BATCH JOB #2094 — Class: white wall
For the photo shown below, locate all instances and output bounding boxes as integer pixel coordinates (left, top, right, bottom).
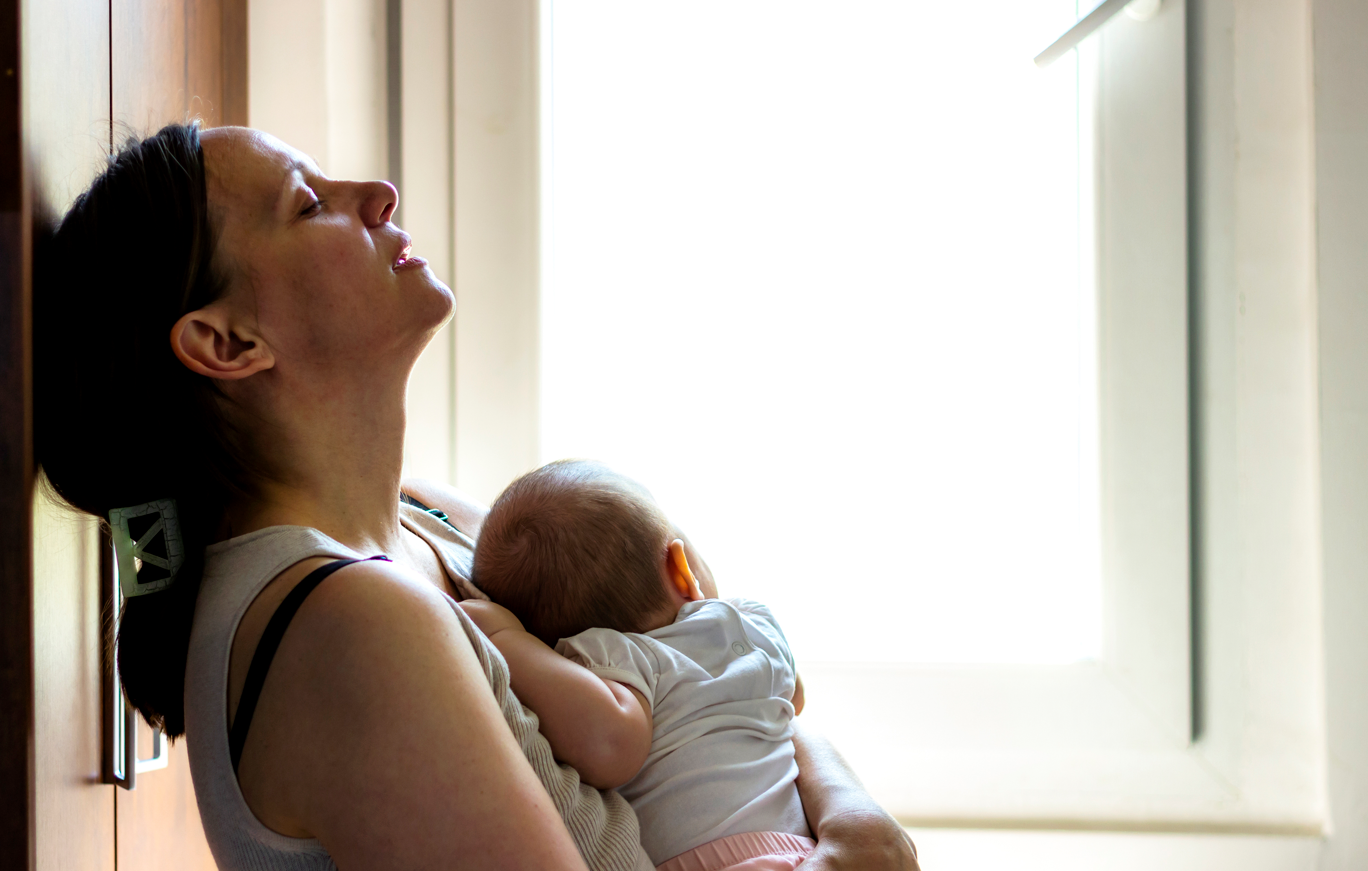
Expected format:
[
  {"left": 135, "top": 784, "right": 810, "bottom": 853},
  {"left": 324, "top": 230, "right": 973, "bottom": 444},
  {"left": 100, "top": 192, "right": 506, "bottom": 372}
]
[
  {"left": 248, "top": 0, "right": 387, "bottom": 180},
  {"left": 248, "top": 0, "right": 455, "bottom": 483},
  {"left": 1310, "top": 1, "right": 1368, "bottom": 867},
  {"left": 400, "top": 0, "right": 456, "bottom": 484},
  {"left": 452, "top": 0, "right": 541, "bottom": 504}
]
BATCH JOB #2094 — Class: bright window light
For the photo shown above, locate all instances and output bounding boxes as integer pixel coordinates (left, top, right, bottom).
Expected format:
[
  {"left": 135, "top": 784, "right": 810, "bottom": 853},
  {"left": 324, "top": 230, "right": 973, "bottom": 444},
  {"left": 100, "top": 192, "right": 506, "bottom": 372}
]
[{"left": 540, "top": 1, "right": 1101, "bottom": 664}]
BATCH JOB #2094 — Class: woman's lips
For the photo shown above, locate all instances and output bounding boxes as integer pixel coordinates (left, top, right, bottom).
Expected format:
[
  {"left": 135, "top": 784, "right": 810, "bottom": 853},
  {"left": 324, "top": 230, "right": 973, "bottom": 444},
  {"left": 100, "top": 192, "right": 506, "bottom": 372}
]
[{"left": 393, "top": 242, "right": 427, "bottom": 271}]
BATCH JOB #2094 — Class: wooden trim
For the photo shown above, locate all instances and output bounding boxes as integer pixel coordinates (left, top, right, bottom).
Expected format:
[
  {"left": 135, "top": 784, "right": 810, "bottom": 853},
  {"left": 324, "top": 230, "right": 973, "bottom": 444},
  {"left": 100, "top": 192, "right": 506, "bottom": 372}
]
[
  {"left": 220, "top": 0, "right": 247, "bottom": 125},
  {"left": 0, "top": 214, "right": 35, "bottom": 870},
  {"left": 0, "top": 0, "right": 35, "bottom": 866}
]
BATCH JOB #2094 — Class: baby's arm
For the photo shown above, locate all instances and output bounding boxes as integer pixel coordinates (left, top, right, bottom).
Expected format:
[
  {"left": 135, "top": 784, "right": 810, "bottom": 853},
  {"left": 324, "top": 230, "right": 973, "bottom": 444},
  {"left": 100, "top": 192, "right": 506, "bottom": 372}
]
[{"left": 458, "top": 600, "right": 653, "bottom": 790}]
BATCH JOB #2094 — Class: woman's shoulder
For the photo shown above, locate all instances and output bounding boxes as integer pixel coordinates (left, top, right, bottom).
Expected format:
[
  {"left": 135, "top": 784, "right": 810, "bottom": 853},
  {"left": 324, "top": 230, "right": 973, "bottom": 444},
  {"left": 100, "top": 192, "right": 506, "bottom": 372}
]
[
  {"left": 227, "top": 556, "right": 490, "bottom": 718},
  {"left": 267, "top": 557, "right": 491, "bottom": 684},
  {"left": 221, "top": 556, "right": 489, "bottom": 760},
  {"left": 256, "top": 557, "right": 491, "bottom": 712}
]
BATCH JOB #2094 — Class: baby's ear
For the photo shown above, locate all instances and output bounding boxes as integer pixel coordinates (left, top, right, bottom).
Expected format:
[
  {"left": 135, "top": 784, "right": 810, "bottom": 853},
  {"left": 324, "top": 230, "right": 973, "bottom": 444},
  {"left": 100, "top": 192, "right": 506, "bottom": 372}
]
[{"left": 667, "top": 539, "right": 704, "bottom": 602}]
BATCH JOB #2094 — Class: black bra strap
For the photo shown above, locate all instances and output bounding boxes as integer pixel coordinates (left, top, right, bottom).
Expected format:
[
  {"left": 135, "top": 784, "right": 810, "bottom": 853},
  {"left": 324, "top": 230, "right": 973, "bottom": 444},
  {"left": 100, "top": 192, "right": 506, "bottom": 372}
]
[{"left": 229, "top": 555, "right": 390, "bottom": 773}]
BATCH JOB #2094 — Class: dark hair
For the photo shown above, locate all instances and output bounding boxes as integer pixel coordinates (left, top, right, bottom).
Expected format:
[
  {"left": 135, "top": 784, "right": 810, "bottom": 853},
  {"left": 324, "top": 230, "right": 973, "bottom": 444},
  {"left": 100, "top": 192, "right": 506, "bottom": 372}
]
[
  {"left": 33, "top": 123, "right": 252, "bottom": 737},
  {"left": 472, "top": 460, "right": 674, "bottom": 645}
]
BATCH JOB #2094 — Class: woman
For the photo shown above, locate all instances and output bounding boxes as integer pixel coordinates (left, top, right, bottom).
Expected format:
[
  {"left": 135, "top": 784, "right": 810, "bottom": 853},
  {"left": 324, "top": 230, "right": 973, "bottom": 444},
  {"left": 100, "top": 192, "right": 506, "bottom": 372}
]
[{"left": 34, "top": 123, "right": 918, "bottom": 871}]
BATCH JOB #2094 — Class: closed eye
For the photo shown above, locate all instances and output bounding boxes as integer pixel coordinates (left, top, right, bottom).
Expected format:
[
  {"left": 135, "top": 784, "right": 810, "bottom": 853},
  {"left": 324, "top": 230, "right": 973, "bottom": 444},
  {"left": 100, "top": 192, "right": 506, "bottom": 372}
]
[{"left": 300, "top": 198, "right": 323, "bottom": 217}]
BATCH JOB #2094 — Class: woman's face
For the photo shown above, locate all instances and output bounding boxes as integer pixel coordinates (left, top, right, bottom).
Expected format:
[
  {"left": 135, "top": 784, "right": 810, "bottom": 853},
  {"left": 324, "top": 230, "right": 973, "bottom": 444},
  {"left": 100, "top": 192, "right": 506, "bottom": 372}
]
[{"left": 200, "top": 127, "right": 452, "bottom": 381}]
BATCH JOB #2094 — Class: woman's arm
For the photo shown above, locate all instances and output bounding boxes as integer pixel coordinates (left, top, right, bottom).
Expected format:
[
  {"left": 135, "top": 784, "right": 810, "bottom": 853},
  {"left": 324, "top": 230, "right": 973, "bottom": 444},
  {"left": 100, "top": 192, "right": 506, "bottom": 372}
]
[
  {"left": 401, "top": 477, "right": 489, "bottom": 538},
  {"left": 792, "top": 721, "right": 920, "bottom": 871},
  {"left": 234, "top": 560, "right": 590, "bottom": 871}
]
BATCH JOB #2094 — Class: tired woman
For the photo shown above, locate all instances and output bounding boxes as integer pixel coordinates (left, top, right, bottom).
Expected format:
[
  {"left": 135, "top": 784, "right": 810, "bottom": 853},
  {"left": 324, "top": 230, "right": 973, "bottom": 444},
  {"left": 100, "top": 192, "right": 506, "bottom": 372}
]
[{"left": 33, "top": 123, "right": 918, "bottom": 871}]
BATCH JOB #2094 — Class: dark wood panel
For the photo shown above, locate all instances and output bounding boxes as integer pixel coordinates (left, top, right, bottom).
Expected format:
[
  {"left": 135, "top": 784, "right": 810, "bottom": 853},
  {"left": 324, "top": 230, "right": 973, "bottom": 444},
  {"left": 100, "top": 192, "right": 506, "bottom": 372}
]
[
  {"left": 1, "top": 0, "right": 33, "bottom": 862},
  {"left": 112, "top": 0, "right": 189, "bottom": 134},
  {"left": 21, "top": 1, "right": 249, "bottom": 869},
  {"left": 11, "top": 0, "right": 247, "bottom": 865},
  {"left": 0, "top": 0, "right": 18, "bottom": 211},
  {"left": 184, "top": 0, "right": 221, "bottom": 124},
  {"left": 23, "top": 0, "right": 111, "bottom": 212},
  {"left": 117, "top": 736, "right": 218, "bottom": 871},
  {"left": 109, "top": 5, "right": 245, "bottom": 865},
  {"left": 22, "top": 0, "right": 117, "bottom": 868},
  {"left": 0, "top": 219, "right": 36, "bottom": 870},
  {"left": 0, "top": 216, "right": 36, "bottom": 871},
  {"left": 220, "top": 0, "right": 247, "bottom": 125},
  {"left": 113, "top": 0, "right": 244, "bottom": 133},
  {"left": 32, "top": 494, "right": 114, "bottom": 871}
]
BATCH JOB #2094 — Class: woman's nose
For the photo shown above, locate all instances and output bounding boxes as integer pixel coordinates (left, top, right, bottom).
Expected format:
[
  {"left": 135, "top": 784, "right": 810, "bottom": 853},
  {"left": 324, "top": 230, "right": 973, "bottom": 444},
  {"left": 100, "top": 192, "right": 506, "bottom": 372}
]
[{"left": 359, "top": 179, "right": 399, "bottom": 227}]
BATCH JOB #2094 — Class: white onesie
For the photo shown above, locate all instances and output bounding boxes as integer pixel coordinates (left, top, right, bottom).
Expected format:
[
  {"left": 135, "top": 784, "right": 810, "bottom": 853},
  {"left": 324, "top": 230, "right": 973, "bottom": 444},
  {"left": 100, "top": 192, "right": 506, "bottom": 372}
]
[{"left": 556, "top": 598, "right": 809, "bottom": 865}]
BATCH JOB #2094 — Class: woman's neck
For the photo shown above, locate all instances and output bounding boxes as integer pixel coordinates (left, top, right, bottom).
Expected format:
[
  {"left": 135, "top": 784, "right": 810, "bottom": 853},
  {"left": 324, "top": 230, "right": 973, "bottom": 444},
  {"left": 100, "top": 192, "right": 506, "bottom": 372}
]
[{"left": 224, "top": 370, "right": 412, "bottom": 556}]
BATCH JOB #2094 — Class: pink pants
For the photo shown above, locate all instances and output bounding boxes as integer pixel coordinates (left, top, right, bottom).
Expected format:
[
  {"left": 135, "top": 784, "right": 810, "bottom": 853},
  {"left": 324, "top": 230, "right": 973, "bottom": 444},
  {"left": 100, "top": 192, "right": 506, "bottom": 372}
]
[{"left": 655, "top": 831, "right": 816, "bottom": 871}]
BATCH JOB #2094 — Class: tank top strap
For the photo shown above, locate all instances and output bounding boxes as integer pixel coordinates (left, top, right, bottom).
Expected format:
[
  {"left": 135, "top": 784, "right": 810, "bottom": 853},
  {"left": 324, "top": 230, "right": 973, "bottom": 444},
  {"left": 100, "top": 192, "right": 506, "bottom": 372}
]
[{"left": 228, "top": 555, "right": 391, "bottom": 773}]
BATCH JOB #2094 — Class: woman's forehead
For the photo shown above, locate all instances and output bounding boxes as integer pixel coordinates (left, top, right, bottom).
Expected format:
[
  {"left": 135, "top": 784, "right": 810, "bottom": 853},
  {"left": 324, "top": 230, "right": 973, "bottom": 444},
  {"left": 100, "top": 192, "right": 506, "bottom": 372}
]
[{"left": 202, "top": 127, "right": 320, "bottom": 218}]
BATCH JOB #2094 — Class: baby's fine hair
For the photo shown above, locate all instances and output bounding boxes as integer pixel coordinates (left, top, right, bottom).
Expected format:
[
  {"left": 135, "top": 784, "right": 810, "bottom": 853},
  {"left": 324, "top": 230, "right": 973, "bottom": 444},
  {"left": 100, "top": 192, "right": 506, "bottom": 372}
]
[{"left": 472, "top": 460, "right": 675, "bottom": 645}]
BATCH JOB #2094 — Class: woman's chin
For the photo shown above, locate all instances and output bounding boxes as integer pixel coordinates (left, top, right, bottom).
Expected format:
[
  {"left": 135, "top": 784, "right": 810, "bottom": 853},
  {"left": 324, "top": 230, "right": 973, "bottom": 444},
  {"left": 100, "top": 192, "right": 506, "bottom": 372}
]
[
  {"left": 415, "top": 278, "right": 456, "bottom": 337},
  {"left": 429, "top": 278, "right": 456, "bottom": 327},
  {"left": 403, "top": 267, "right": 455, "bottom": 323}
]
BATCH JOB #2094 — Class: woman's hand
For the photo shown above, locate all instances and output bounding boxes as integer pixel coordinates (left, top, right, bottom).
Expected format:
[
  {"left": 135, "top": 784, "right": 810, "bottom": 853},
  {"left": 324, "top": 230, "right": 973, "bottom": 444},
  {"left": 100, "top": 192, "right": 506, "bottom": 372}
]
[
  {"left": 792, "top": 722, "right": 919, "bottom": 871},
  {"left": 801, "top": 810, "right": 919, "bottom": 871}
]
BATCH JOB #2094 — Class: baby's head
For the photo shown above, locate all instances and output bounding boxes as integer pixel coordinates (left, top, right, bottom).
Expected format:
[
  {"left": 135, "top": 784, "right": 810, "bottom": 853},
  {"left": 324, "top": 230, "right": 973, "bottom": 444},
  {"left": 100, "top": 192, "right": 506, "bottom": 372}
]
[{"left": 473, "top": 460, "right": 708, "bottom": 645}]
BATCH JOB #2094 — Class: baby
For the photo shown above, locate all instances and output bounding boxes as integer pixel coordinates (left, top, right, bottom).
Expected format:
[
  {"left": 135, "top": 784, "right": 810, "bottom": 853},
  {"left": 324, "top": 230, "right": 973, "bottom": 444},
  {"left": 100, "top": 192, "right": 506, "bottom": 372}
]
[{"left": 459, "top": 459, "right": 813, "bottom": 871}]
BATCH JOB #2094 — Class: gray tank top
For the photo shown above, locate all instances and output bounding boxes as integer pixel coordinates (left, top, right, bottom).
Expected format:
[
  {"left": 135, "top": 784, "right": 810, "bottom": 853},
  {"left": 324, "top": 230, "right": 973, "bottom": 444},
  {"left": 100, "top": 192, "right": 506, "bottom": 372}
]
[{"left": 183, "top": 502, "right": 653, "bottom": 871}]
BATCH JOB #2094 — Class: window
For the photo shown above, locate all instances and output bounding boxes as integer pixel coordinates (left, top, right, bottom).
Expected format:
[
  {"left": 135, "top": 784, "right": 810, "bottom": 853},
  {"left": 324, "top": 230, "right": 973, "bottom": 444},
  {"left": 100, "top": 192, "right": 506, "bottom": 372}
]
[
  {"left": 540, "top": 0, "right": 1102, "bottom": 667},
  {"left": 452, "top": 0, "right": 1324, "bottom": 834},
  {"left": 534, "top": 0, "right": 1191, "bottom": 823}
]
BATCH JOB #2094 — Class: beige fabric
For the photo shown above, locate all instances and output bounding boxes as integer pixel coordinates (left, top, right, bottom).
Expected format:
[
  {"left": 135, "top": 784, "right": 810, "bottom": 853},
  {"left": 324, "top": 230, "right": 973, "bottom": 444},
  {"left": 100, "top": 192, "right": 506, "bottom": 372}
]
[{"left": 184, "top": 502, "right": 653, "bottom": 871}]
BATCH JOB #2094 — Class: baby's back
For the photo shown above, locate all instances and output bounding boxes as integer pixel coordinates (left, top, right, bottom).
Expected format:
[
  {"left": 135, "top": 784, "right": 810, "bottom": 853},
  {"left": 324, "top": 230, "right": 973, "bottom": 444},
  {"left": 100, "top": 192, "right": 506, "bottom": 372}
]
[{"left": 557, "top": 598, "right": 808, "bottom": 865}]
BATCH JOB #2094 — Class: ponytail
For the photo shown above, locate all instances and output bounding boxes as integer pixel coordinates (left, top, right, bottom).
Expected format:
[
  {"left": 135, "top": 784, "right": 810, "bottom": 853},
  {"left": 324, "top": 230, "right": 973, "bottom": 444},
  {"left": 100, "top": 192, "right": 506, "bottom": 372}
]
[{"left": 33, "top": 123, "right": 251, "bottom": 736}]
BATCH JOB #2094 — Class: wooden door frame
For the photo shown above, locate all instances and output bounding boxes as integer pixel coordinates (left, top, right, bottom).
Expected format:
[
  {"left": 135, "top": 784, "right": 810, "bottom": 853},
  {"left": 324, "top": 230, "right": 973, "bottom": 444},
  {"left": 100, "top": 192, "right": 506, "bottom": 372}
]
[{"left": 0, "top": 0, "right": 34, "bottom": 865}]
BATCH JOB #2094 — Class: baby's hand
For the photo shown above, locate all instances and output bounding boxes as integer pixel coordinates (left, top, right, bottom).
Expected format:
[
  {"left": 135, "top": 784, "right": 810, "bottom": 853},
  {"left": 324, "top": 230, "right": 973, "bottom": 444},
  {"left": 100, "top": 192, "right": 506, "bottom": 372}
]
[{"left": 458, "top": 599, "right": 526, "bottom": 639}]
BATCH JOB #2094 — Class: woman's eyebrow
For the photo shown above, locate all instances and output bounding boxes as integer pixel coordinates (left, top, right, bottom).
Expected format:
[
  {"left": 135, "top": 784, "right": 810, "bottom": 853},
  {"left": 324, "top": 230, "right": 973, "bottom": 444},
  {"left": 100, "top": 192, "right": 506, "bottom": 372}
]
[{"left": 274, "top": 162, "right": 314, "bottom": 218}]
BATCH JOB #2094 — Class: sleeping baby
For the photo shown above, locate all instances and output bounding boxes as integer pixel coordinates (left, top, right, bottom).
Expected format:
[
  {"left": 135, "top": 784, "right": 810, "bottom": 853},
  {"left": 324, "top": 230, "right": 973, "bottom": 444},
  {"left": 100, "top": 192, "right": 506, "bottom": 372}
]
[{"left": 459, "top": 459, "right": 813, "bottom": 871}]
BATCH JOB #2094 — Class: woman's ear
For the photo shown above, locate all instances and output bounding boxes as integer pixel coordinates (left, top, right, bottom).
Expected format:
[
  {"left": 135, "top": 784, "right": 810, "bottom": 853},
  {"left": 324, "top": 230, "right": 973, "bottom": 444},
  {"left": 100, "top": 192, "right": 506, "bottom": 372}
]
[
  {"left": 667, "top": 539, "right": 705, "bottom": 602},
  {"left": 170, "top": 305, "right": 274, "bottom": 380}
]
